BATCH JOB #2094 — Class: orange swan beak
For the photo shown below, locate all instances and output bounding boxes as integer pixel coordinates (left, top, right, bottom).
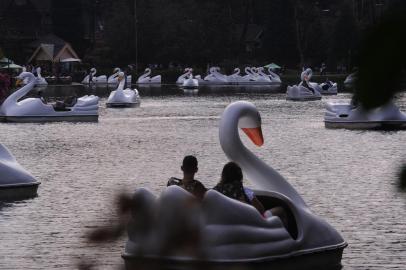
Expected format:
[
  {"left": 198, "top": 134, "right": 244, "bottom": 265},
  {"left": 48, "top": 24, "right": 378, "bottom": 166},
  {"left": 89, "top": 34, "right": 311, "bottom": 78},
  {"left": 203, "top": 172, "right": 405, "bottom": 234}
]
[{"left": 242, "top": 127, "right": 264, "bottom": 146}]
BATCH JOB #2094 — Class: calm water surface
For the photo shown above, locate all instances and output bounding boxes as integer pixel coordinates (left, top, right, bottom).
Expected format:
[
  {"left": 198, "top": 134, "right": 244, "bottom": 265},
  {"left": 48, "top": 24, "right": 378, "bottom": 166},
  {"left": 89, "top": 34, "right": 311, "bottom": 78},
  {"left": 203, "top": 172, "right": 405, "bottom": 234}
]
[{"left": 0, "top": 85, "right": 405, "bottom": 270}]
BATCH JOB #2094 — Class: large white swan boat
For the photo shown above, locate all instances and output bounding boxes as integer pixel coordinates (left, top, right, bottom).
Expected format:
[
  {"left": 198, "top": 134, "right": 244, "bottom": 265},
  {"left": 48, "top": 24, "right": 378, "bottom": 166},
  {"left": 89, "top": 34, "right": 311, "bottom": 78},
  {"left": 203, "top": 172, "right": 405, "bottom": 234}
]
[
  {"left": 137, "top": 68, "right": 161, "bottom": 84},
  {"left": 34, "top": 67, "right": 48, "bottom": 86},
  {"left": 0, "top": 143, "right": 40, "bottom": 200},
  {"left": 325, "top": 100, "right": 406, "bottom": 129},
  {"left": 82, "top": 68, "right": 107, "bottom": 85},
  {"left": 177, "top": 68, "right": 199, "bottom": 89},
  {"left": 286, "top": 68, "right": 322, "bottom": 101},
  {"left": 106, "top": 72, "right": 140, "bottom": 108},
  {"left": 123, "top": 101, "right": 347, "bottom": 269},
  {"left": 317, "top": 81, "right": 338, "bottom": 95},
  {"left": 0, "top": 72, "right": 99, "bottom": 122}
]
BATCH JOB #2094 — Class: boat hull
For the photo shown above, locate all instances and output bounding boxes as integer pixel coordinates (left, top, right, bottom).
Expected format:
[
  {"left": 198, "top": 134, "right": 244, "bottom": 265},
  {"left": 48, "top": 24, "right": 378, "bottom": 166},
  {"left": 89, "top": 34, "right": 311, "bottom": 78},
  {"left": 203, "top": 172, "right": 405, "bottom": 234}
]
[
  {"left": 320, "top": 92, "right": 337, "bottom": 96},
  {"left": 325, "top": 120, "right": 406, "bottom": 130},
  {"left": 286, "top": 96, "right": 322, "bottom": 101},
  {"left": 0, "top": 182, "right": 40, "bottom": 200},
  {"left": 123, "top": 243, "right": 346, "bottom": 270},
  {"left": 106, "top": 102, "right": 139, "bottom": 108},
  {"left": 4, "top": 115, "right": 98, "bottom": 123}
]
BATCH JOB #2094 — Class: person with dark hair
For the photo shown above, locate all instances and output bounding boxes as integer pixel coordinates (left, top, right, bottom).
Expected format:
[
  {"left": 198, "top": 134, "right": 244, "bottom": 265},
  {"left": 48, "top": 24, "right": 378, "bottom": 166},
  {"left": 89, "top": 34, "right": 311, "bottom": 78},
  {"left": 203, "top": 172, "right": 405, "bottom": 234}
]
[
  {"left": 213, "top": 162, "right": 265, "bottom": 214},
  {"left": 167, "top": 155, "right": 207, "bottom": 200},
  {"left": 36, "top": 90, "right": 46, "bottom": 104}
]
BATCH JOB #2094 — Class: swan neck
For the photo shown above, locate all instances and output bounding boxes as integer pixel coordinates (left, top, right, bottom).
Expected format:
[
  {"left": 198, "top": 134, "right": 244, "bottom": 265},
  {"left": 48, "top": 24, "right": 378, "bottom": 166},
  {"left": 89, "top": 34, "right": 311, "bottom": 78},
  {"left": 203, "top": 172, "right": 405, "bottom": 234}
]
[
  {"left": 2, "top": 78, "right": 35, "bottom": 108},
  {"left": 220, "top": 105, "right": 306, "bottom": 207},
  {"left": 117, "top": 79, "right": 125, "bottom": 90}
]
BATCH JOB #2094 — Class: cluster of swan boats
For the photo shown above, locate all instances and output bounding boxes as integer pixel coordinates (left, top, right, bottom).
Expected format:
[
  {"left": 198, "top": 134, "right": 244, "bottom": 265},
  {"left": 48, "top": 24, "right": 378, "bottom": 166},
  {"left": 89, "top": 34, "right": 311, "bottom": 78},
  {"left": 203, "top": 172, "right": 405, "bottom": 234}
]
[
  {"left": 81, "top": 66, "right": 282, "bottom": 87},
  {"left": 1, "top": 66, "right": 405, "bottom": 128}
]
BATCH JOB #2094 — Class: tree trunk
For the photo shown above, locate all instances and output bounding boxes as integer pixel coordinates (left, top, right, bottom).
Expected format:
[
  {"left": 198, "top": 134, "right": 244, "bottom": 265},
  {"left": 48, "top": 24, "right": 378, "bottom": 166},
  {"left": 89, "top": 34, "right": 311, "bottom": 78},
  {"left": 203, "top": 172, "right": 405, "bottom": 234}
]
[{"left": 293, "top": 3, "right": 305, "bottom": 68}]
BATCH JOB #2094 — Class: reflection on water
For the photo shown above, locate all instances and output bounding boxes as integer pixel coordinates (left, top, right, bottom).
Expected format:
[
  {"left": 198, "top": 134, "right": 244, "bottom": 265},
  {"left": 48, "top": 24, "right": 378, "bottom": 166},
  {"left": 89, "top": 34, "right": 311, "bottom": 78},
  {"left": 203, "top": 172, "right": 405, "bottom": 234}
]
[{"left": 0, "top": 85, "right": 405, "bottom": 269}]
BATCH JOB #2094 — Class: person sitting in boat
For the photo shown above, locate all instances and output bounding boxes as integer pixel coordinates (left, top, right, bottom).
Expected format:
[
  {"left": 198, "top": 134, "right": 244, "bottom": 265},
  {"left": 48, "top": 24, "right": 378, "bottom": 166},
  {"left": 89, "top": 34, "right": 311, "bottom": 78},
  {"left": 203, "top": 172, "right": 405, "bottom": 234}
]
[
  {"left": 213, "top": 162, "right": 265, "bottom": 214},
  {"left": 36, "top": 90, "right": 47, "bottom": 104},
  {"left": 167, "top": 155, "right": 207, "bottom": 200},
  {"left": 298, "top": 71, "right": 316, "bottom": 94},
  {"left": 213, "top": 162, "right": 288, "bottom": 226},
  {"left": 63, "top": 94, "right": 78, "bottom": 107},
  {"left": 322, "top": 79, "right": 333, "bottom": 91},
  {"left": 53, "top": 94, "right": 78, "bottom": 111}
]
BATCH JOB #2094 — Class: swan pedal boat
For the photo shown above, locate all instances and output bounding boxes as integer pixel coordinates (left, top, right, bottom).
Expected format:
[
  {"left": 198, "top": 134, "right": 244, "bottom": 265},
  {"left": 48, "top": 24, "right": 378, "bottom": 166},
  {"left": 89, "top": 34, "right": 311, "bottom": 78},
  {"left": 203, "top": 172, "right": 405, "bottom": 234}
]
[
  {"left": 137, "top": 68, "right": 161, "bottom": 84},
  {"left": 286, "top": 85, "right": 322, "bottom": 101},
  {"left": 106, "top": 72, "right": 140, "bottom": 108},
  {"left": 122, "top": 101, "right": 347, "bottom": 269},
  {"left": 0, "top": 72, "right": 99, "bottom": 123},
  {"left": 312, "top": 81, "right": 338, "bottom": 95},
  {"left": 287, "top": 69, "right": 322, "bottom": 101},
  {"left": 325, "top": 101, "right": 406, "bottom": 129},
  {"left": 0, "top": 144, "right": 40, "bottom": 200}
]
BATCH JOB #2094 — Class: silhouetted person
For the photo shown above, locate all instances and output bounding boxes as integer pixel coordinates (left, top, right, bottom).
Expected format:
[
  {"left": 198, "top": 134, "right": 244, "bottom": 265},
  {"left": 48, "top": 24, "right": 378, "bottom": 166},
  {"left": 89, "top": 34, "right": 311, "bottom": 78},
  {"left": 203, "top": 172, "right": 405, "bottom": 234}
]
[
  {"left": 213, "top": 162, "right": 265, "bottom": 214},
  {"left": 167, "top": 155, "right": 207, "bottom": 200},
  {"left": 36, "top": 90, "right": 46, "bottom": 104}
]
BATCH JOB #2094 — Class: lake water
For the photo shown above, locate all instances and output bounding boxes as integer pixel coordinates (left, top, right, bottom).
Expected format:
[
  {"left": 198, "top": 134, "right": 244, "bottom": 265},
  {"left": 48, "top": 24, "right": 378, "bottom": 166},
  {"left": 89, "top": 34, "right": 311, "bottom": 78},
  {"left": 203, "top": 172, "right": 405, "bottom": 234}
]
[{"left": 0, "top": 85, "right": 405, "bottom": 270}]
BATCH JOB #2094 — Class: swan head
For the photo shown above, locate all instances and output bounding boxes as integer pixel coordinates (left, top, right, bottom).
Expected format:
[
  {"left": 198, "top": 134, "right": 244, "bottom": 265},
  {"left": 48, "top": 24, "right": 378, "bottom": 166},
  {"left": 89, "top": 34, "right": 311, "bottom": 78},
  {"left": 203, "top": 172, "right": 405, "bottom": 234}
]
[
  {"left": 239, "top": 110, "right": 263, "bottom": 147},
  {"left": 90, "top": 68, "right": 96, "bottom": 72},
  {"left": 17, "top": 72, "right": 36, "bottom": 84},
  {"left": 223, "top": 101, "right": 264, "bottom": 147},
  {"left": 117, "top": 72, "right": 125, "bottom": 81},
  {"left": 113, "top": 67, "right": 120, "bottom": 73}
]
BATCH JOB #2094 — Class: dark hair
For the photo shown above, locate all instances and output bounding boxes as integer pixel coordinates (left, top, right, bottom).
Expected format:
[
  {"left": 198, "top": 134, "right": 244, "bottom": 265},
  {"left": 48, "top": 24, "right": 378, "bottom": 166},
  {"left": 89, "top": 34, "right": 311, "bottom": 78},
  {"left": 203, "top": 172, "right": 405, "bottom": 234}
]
[
  {"left": 182, "top": 155, "right": 198, "bottom": 173},
  {"left": 221, "top": 162, "right": 243, "bottom": 184}
]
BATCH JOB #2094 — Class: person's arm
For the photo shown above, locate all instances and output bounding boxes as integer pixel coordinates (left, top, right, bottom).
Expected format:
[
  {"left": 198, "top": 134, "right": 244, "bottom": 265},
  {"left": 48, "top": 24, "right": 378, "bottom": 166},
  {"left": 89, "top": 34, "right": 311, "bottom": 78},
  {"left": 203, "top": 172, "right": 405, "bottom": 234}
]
[
  {"left": 251, "top": 196, "right": 265, "bottom": 214},
  {"left": 195, "top": 182, "right": 207, "bottom": 200}
]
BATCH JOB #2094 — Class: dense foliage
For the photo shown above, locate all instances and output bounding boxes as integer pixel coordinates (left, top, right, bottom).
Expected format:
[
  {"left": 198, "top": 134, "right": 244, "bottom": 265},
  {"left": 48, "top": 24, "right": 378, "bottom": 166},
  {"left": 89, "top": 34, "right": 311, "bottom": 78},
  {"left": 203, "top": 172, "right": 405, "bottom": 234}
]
[{"left": 95, "top": 0, "right": 361, "bottom": 69}]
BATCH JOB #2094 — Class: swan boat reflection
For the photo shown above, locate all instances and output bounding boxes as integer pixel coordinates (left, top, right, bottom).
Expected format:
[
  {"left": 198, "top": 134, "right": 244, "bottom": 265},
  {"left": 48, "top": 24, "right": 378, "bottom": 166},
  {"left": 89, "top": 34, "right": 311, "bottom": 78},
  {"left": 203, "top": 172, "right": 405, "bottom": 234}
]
[{"left": 123, "top": 101, "right": 346, "bottom": 269}]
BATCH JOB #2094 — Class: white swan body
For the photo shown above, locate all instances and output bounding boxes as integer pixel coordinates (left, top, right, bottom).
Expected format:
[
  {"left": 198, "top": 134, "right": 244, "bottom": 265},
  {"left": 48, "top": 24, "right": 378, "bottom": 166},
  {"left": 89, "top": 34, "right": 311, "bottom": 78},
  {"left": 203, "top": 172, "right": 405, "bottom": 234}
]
[
  {"left": 1, "top": 72, "right": 99, "bottom": 122},
  {"left": 236, "top": 67, "right": 273, "bottom": 85},
  {"left": 227, "top": 68, "right": 243, "bottom": 84},
  {"left": 286, "top": 69, "right": 322, "bottom": 101},
  {"left": 107, "top": 72, "right": 140, "bottom": 107},
  {"left": 317, "top": 81, "right": 338, "bottom": 95},
  {"left": 176, "top": 68, "right": 191, "bottom": 84},
  {"left": 325, "top": 100, "right": 406, "bottom": 129},
  {"left": 35, "top": 67, "right": 48, "bottom": 86},
  {"left": 94, "top": 69, "right": 107, "bottom": 84},
  {"left": 254, "top": 67, "right": 272, "bottom": 84},
  {"left": 203, "top": 67, "right": 229, "bottom": 85},
  {"left": 107, "top": 68, "right": 121, "bottom": 84},
  {"left": 82, "top": 68, "right": 96, "bottom": 84},
  {"left": 267, "top": 67, "right": 282, "bottom": 84},
  {"left": 82, "top": 68, "right": 107, "bottom": 84},
  {"left": 137, "top": 68, "right": 161, "bottom": 84},
  {"left": 124, "top": 101, "right": 346, "bottom": 267},
  {"left": 0, "top": 143, "right": 40, "bottom": 200},
  {"left": 18, "top": 67, "right": 29, "bottom": 85},
  {"left": 182, "top": 72, "right": 199, "bottom": 89}
]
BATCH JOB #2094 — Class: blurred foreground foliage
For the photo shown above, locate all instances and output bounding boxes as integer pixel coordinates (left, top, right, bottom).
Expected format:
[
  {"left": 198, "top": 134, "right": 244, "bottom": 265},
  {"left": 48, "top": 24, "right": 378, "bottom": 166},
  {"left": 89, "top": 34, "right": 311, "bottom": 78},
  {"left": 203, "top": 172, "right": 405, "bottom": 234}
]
[
  {"left": 353, "top": 9, "right": 406, "bottom": 192},
  {"left": 355, "top": 10, "right": 406, "bottom": 109},
  {"left": 399, "top": 165, "right": 406, "bottom": 191}
]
